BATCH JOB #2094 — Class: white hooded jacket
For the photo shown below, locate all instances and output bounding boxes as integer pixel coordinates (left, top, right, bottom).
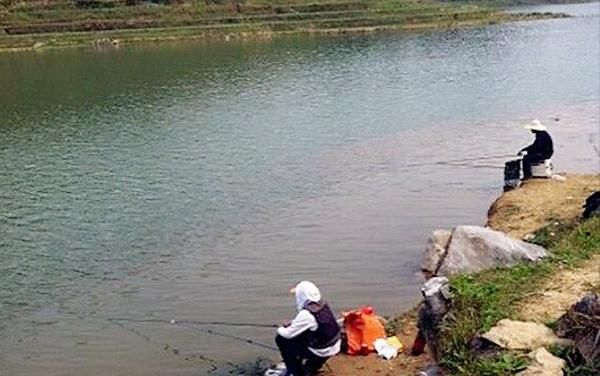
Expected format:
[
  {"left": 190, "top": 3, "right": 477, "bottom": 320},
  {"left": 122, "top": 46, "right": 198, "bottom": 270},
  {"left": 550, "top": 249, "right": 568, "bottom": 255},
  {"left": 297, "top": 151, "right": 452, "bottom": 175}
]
[{"left": 277, "top": 281, "right": 341, "bottom": 357}]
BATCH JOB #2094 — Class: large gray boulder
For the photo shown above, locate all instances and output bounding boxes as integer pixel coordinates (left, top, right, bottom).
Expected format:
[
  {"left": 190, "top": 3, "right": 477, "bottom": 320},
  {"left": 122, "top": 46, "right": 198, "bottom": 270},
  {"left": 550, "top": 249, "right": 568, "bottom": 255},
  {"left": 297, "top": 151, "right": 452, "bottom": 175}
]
[
  {"left": 436, "top": 226, "right": 548, "bottom": 276},
  {"left": 421, "top": 229, "right": 452, "bottom": 278}
]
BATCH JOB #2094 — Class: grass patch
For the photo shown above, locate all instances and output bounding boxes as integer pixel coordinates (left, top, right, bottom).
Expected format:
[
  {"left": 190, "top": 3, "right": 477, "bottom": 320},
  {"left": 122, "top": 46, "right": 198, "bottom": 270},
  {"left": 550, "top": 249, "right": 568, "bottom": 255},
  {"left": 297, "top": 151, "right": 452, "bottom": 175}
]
[
  {"left": 384, "top": 314, "right": 400, "bottom": 336},
  {"left": 0, "top": 11, "right": 555, "bottom": 52},
  {"left": 528, "top": 218, "right": 576, "bottom": 249},
  {"left": 438, "top": 217, "right": 600, "bottom": 376}
]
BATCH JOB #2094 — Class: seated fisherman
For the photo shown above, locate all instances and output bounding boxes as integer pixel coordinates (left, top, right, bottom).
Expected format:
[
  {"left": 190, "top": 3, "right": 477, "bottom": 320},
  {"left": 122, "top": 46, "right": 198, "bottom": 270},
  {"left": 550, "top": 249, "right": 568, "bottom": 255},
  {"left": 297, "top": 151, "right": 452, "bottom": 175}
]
[
  {"left": 275, "top": 281, "right": 341, "bottom": 376},
  {"left": 518, "top": 119, "right": 553, "bottom": 178}
]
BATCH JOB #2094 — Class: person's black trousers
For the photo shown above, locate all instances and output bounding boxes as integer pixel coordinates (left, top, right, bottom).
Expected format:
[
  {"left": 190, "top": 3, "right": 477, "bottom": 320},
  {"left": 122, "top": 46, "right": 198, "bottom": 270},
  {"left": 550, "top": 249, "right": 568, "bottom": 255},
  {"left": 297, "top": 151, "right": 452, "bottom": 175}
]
[{"left": 275, "top": 334, "right": 328, "bottom": 376}]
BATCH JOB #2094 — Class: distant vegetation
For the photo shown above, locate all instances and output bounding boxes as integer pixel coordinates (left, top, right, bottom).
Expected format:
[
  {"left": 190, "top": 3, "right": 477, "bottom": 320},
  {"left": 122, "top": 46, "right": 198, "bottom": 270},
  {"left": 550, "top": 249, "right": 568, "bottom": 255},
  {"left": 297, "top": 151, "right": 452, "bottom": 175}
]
[
  {"left": 0, "top": 0, "right": 568, "bottom": 50},
  {"left": 0, "top": 0, "right": 492, "bottom": 33}
]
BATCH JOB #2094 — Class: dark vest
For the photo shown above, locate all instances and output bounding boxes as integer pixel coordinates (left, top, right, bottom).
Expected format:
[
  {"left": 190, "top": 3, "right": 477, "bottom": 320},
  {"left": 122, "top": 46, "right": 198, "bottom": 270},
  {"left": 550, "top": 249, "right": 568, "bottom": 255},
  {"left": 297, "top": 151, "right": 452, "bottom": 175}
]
[{"left": 304, "top": 301, "right": 341, "bottom": 350}]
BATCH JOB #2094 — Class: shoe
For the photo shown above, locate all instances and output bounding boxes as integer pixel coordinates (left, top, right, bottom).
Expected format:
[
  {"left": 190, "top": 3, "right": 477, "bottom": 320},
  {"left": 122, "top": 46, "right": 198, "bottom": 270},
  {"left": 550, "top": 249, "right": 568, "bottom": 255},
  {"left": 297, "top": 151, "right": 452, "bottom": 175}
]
[
  {"left": 264, "top": 369, "right": 286, "bottom": 376},
  {"left": 264, "top": 363, "right": 287, "bottom": 376}
]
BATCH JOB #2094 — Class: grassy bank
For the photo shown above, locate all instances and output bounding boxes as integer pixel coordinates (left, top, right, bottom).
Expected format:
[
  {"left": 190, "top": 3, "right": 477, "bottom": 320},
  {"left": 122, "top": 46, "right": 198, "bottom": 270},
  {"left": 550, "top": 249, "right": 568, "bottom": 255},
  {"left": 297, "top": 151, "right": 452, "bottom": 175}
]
[
  {"left": 463, "top": 0, "right": 594, "bottom": 7},
  {"left": 0, "top": 0, "right": 566, "bottom": 51},
  {"left": 321, "top": 176, "right": 599, "bottom": 376},
  {"left": 438, "top": 217, "right": 599, "bottom": 375}
]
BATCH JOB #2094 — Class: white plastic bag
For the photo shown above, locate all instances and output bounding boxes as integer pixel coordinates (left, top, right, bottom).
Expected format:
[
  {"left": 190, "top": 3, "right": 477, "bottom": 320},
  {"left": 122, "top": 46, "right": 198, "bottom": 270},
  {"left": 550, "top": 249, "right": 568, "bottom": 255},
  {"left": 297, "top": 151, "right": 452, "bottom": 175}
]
[{"left": 374, "top": 338, "right": 398, "bottom": 360}]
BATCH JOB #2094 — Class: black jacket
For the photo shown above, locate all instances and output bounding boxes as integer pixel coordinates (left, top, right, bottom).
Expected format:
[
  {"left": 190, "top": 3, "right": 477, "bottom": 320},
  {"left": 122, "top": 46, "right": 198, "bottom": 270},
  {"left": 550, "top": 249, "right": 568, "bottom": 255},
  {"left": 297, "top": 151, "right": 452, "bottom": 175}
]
[{"left": 521, "top": 131, "right": 553, "bottom": 159}]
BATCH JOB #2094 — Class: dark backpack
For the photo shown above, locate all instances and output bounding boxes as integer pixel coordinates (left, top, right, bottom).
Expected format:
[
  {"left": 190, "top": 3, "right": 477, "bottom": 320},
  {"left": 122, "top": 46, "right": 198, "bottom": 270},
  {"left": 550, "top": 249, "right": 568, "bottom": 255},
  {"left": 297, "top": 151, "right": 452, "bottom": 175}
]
[{"left": 582, "top": 191, "right": 600, "bottom": 219}]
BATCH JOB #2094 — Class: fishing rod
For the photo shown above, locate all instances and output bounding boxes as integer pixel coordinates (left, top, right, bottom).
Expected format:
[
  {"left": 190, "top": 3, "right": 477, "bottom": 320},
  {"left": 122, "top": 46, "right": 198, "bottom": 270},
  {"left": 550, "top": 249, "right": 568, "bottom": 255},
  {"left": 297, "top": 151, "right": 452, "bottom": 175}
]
[
  {"left": 437, "top": 162, "right": 504, "bottom": 169},
  {"left": 107, "top": 317, "right": 277, "bottom": 328},
  {"left": 177, "top": 321, "right": 278, "bottom": 352},
  {"left": 107, "top": 317, "right": 279, "bottom": 352},
  {"left": 397, "top": 153, "right": 514, "bottom": 170},
  {"left": 439, "top": 153, "right": 517, "bottom": 164}
]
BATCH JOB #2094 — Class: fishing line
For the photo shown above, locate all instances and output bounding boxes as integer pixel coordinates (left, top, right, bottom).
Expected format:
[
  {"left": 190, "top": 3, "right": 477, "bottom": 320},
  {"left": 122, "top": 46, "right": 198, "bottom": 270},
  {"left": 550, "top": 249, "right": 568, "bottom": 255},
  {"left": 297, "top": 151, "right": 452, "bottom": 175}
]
[
  {"left": 107, "top": 318, "right": 276, "bottom": 374},
  {"left": 109, "top": 318, "right": 221, "bottom": 370}
]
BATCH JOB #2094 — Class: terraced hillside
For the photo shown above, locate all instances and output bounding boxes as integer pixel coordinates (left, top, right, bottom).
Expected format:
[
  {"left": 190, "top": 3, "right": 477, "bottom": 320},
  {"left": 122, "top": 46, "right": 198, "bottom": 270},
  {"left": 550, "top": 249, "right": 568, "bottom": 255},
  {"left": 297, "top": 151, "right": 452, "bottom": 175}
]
[{"left": 0, "top": 0, "right": 550, "bottom": 50}]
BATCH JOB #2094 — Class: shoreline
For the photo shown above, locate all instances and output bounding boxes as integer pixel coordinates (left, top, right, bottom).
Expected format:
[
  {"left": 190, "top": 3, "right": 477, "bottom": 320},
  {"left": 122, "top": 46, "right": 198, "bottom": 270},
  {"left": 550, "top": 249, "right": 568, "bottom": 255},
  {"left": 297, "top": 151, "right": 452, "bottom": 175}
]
[
  {"left": 325, "top": 174, "right": 599, "bottom": 375},
  {"left": 0, "top": 11, "right": 566, "bottom": 53}
]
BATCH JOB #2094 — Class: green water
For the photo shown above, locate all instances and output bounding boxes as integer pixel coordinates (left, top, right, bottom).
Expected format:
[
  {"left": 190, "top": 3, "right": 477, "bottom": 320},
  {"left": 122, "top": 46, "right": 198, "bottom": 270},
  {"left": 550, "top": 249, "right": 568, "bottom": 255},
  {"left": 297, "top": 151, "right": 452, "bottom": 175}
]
[{"left": 0, "top": 3, "right": 598, "bottom": 374}]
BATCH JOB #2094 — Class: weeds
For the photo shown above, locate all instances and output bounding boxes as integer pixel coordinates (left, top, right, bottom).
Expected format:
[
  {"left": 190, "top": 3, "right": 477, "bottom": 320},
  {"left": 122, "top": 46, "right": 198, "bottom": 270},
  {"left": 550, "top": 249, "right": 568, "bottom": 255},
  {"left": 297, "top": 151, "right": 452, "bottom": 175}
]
[
  {"left": 529, "top": 218, "right": 576, "bottom": 249},
  {"left": 383, "top": 315, "right": 399, "bottom": 336},
  {"left": 549, "top": 344, "right": 599, "bottom": 376}
]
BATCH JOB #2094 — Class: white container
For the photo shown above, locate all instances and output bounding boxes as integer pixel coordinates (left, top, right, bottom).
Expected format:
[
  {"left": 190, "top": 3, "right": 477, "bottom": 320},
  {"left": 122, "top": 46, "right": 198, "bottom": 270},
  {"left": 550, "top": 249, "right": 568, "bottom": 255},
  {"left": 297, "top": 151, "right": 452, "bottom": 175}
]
[{"left": 531, "top": 159, "right": 553, "bottom": 178}]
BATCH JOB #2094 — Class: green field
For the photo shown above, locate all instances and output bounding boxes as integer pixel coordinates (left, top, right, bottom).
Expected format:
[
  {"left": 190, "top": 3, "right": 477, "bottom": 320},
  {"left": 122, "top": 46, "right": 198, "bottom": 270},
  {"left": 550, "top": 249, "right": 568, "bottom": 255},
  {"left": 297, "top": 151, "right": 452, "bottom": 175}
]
[{"left": 0, "top": 0, "right": 563, "bottom": 51}]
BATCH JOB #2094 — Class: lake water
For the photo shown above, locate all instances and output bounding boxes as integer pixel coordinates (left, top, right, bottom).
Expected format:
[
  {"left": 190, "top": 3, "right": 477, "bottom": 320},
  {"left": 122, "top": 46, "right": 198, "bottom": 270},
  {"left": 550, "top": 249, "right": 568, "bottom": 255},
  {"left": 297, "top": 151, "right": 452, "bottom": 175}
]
[{"left": 0, "top": 2, "right": 599, "bottom": 375}]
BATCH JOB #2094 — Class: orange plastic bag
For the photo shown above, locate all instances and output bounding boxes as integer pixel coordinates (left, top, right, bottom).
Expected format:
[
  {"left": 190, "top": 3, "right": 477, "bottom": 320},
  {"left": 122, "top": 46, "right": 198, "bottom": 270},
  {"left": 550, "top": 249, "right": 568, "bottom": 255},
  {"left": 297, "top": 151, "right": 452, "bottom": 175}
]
[{"left": 344, "top": 306, "right": 386, "bottom": 355}]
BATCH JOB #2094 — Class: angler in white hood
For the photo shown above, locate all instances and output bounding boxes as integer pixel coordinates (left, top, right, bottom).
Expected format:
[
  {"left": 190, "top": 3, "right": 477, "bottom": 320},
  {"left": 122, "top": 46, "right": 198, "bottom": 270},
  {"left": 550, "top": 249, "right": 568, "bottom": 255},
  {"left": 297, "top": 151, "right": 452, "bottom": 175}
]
[{"left": 275, "top": 281, "right": 341, "bottom": 376}]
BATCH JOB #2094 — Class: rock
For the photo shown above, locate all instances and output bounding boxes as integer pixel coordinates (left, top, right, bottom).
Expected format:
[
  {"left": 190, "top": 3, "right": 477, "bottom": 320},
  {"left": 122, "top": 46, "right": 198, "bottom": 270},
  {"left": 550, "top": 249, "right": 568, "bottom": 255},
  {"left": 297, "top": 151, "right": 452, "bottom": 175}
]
[
  {"left": 481, "top": 319, "right": 571, "bottom": 351},
  {"left": 417, "top": 363, "right": 444, "bottom": 376},
  {"left": 436, "top": 226, "right": 547, "bottom": 276},
  {"left": 33, "top": 42, "right": 45, "bottom": 49},
  {"left": 421, "top": 229, "right": 452, "bottom": 278},
  {"left": 470, "top": 336, "right": 503, "bottom": 358},
  {"left": 582, "top": 191, "right": 600, "bottom": 218},
  {"left": 517, "top": 348, "right": 565, "bottom": 376},
  {"left": 555, "top": 293, "right": 600, "bottom": 366},
  {"left": 417, "top": 277, "right": 451, "bottom": 361}
]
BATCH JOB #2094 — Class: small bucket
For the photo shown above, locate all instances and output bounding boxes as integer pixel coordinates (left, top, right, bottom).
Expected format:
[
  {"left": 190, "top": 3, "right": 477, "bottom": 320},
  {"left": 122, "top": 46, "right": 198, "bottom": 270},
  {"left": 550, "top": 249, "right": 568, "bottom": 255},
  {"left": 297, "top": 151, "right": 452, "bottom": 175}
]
[
  {"left": 531, "top": 159, "right": 553, "bottom": 178},
  {"left": 504, "top": 159, "right": 521, "bottom": 191}
]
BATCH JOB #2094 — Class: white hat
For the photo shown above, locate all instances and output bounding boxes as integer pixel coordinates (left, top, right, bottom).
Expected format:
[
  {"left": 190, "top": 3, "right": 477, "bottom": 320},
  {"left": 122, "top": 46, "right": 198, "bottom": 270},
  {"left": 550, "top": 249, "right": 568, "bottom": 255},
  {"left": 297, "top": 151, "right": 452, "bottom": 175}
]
[{"left": 524, "top": 119, "right": 547, "bottom": 131}]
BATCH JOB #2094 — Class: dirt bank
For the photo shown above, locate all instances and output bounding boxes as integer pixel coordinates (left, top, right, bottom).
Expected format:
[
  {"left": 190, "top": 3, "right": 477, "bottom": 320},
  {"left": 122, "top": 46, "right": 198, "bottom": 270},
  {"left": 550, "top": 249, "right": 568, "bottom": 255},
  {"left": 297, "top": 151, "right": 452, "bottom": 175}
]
[
  {"left": 487, "top": 174, "right": 599, "bottom": 239},
  {"left": 487, "top": 175, "right": 600, "bottom": 324},
  {"left": 487, "top": 173, "right": 599, "bottom": 324}
]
